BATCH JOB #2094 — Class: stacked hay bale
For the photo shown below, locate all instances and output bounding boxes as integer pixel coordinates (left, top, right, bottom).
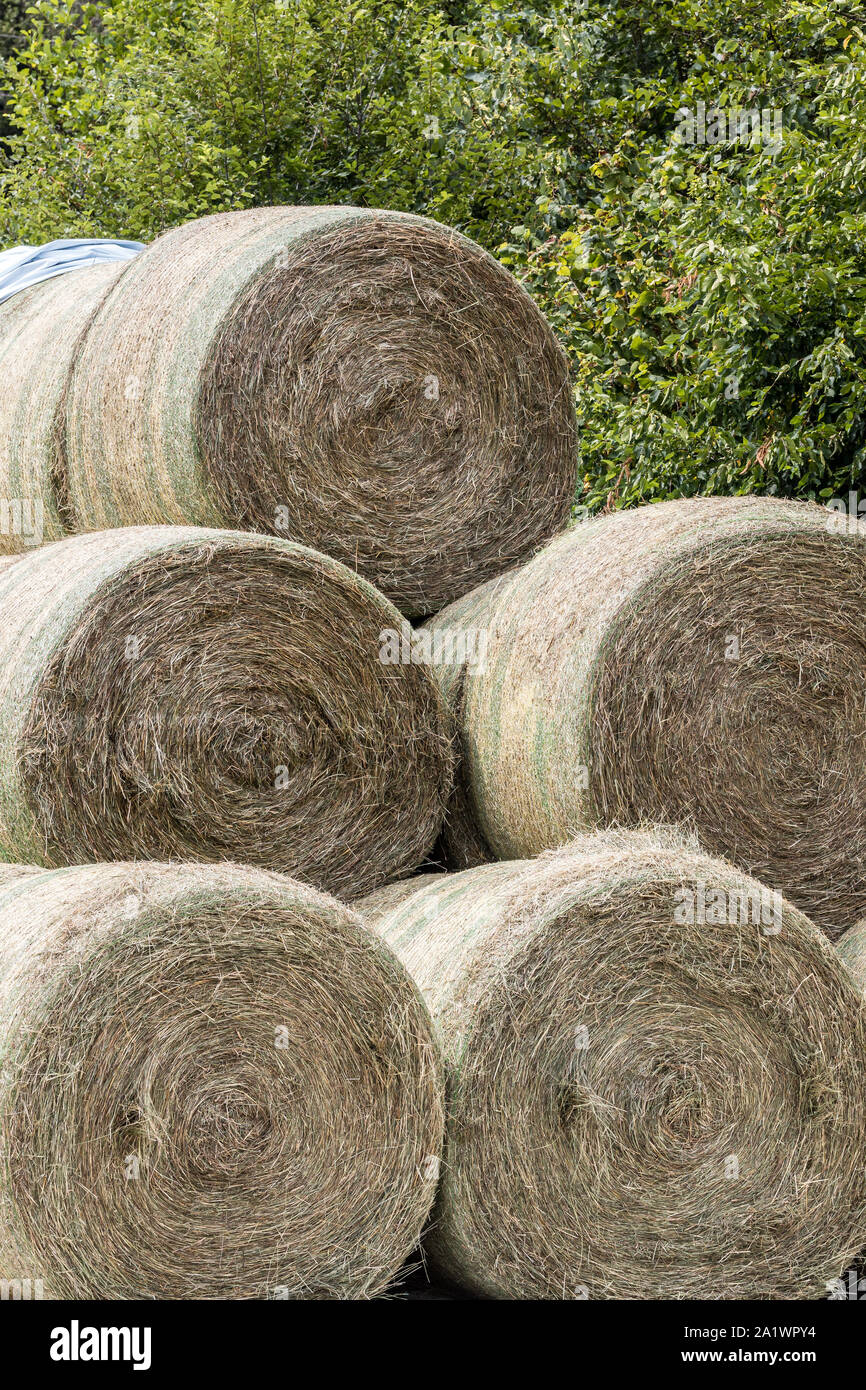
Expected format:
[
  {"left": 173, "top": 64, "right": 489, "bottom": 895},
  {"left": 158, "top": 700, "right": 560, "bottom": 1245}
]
[
  {"left": 0, "top": 860, "right": 444, "bottom": 1299},
  {"left": 0, "top": 206, "right": 578, "bottom": 615},
  {"left": 4, "top": 205, "right": 858, "bottom": 1304},
  {"left": 0, "top": 526, "right": 454, "bottom": 897},
  {"left": 358, "top": 829, "right": 866, "bottom": 1300},
  {"left": 422, "top": 495, "right": 866, "bottom": 937},
  {"left": 0, "top": 264, "right": 123, "bottom": 551}
]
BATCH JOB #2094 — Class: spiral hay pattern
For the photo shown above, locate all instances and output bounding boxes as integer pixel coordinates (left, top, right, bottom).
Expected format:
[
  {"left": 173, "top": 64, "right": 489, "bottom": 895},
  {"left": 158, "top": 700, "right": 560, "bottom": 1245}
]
[
  {"left": 0, "top": 265, "right": 122, "bottom": 552},
  {"left": 0, "top": 859, "right": 444, "bottom": 1299},
  {"left": 0, "top": 526, "right": 454, "bottom": 896},
  {"left": 358, "top": 828, "right": 866, "bottom": 1299},
  {"left": 423, "top": 496, "right": 866, "bottom": 937},
  {"left": 49, "top": 206, "right": 577, "bottom": 615}
]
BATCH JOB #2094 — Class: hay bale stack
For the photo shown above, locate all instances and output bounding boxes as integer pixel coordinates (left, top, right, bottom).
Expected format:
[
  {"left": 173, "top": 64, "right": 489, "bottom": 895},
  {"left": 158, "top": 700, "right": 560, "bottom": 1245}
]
[
  {"left": 0, "top": 860, "right": 444, "bottom": 1299},
  {"left": 422, "top": 495, "right": 866, "bottom": 937},
  {"left": 838, "top": 920, "right": 866, "bottom": 994},
  {"left": 0, "top": 526, "right": 454, "bottom": 896},
  {"left": 55, "top": 206, "right": 577, "bottom": 615},
  {"left": 357, "top": 829, "right": 866, "bottom": 1300},
  {"left": 0, "top": 264, "right": 123, "bottom": 553}
]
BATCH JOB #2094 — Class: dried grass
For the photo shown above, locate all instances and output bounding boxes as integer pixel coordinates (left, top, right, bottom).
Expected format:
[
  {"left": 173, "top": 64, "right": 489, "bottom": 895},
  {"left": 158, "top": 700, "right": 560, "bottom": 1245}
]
[
  {"left": 837, "top": 918, "right": 866, "bottom": 995},
  {"left": 358, "top": 828, "right": 866, "bottom": 1299},
  {"left": 0, "top": 858, "right": 444, "bottom": 1298},
  {"left": 50, "top": 207, "right": 576, "bottom": 615},
  {"left": 422, "top": 496, "right": 866, "bottom": 937},
  {"left": 0, "top": 265, "right": 123, "bottom": 551},
  {"left": 0, "top": 526, "right": 454, "bottom": 896}
]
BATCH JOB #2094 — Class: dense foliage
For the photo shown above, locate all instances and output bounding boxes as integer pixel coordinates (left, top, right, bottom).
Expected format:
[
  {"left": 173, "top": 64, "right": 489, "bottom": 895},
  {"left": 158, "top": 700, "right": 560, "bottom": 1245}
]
[
  {"left": 501, "top": 3, "right": 866, "bottom": 508},
  {"left": 1, "top": 0, "right": 865, "bottom": 508},
  {"left": 0, "top": 0, "right": 30, "bottom": 139}
]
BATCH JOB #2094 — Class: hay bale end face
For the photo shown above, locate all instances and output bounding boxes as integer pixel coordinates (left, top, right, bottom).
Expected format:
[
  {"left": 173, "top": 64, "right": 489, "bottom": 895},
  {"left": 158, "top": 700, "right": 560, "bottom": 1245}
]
[
  {"left": 0, "top": 526, "right": 454, "bottom": 897},
  {"left": 55, "top": 207, "right": 578, "bottom": 616},
  {"left": 0, "top": 264, "right": 123, "bottom": 554},
  {"left": 357, "top": 829, "right": 866, "bottom": 1300},
  {"left": 0, "top": 860, "right": 444, "bottom": 1299},
  {"left": 423, "top": 496, "right": 866, "bottom": 937}
]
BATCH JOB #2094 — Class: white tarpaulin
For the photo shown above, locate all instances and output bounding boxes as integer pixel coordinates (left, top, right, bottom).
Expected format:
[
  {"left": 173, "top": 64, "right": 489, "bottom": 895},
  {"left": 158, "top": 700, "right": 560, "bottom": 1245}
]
[{"left": 0, "top": 237, "right": 144, "bottom": 305}]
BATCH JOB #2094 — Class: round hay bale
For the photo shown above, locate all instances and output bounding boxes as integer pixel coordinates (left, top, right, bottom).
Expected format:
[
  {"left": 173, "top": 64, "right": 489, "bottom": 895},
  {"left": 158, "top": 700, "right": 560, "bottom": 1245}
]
[
  {"left": 837, "top": 919, "right": 866, "bottom": 994},
  {"left": 0, "top": 264, "right": 123, "bottom": 553},
  {"left": 0, "top": 859, "right": 444, "bottom": 1299},
  {"left": 357, "top": 828, "right": 866, "bottom": 1300},
  {"left": 422, "top": 495, "right": 866, "bottom": 937},
  {"left": 0, "top": 526, "right": 454, "bottom": 896},
  {"left": 60, "top": 206, "right": 577, "bottom": 615}
]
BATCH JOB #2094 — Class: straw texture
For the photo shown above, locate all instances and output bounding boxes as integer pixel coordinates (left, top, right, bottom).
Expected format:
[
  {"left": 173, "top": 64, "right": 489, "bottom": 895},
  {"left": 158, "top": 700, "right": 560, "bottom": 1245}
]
[
  {"left": 424, "top": 571, "right": 510, "bottom": 870},
  {"left": 0, "top": 264, "right": 122, "bottom": 552},
  {"left": 0, "top": 526, "right": 454, "bottom": 895},
  {"left": 57, "top": 206, "right": 577, "bottom": 615},
  {"left": 0, "top": 859, "right": 444, "bottom": 1299},
  {"left": 422, "top": 495, "right": 866, "bottom": 937},
  {"left": 837, "top": 919, "right": 866, "bottom": 995},
  {"left": 357, "top": 829, "right": 866, "bottom": 1299}
]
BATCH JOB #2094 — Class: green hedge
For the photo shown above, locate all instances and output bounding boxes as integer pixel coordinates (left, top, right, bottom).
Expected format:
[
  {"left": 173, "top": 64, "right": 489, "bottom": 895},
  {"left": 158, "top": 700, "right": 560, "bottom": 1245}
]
[{"left": 1, "top": 0, "right": 864, "bottom": 510}]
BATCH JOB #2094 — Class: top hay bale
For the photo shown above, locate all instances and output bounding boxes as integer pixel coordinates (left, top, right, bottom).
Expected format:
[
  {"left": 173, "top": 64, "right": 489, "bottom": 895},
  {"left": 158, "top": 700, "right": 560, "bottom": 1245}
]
[
  {"left": 422, "top": 495, "right": 866, "bottom": 937},
  {"left": 0, "top": 264, "right": 123, "bottom": 551},
  {"left": 1, "top": 206, "right": 578, "bottom": 615}
]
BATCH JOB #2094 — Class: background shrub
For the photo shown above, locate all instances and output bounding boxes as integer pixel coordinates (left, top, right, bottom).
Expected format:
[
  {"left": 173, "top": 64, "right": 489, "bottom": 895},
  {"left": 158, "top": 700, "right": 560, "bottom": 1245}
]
[{"left": 1, "top": 0, "right": 864, "bottom": 510}]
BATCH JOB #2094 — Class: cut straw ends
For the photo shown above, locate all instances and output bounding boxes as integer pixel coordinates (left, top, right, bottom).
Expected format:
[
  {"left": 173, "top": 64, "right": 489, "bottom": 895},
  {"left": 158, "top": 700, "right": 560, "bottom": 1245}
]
[
  {"left": 0, "top": 859, "right": 445, "bottom": 1299},
  {"left": 0, "top": 526, "right": 455, "bottom": 896},
  {"left": 423, "top": 495, "right": 866, "bottom": 937},
  {"left": 358, "top": 828, "right": 866, "bottom": 1299}
]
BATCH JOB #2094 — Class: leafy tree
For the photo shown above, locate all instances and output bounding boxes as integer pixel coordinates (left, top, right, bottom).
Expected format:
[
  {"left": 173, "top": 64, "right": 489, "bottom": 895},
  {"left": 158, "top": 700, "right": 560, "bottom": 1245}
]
[
  {"left": 1, "top": 0, "right": 865, "bottom": 507},
  {"left": 0, "top": 0, "right": 697, "bottom": 244},
  {"left": 0, "top": 0, "right": 586, "bottom": 243},
  {"left": 502, "top": 1, "right": 866, "bottom": 507},
  {"left": 0, "top": 0, "right": 31, "bottom": 143}
]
